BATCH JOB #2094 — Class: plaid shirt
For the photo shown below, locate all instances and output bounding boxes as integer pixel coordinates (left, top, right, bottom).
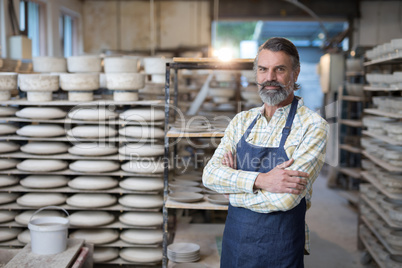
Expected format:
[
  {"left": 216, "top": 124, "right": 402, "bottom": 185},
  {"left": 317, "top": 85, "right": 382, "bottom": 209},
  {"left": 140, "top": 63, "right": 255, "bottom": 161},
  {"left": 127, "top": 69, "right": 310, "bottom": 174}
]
[{"left": 202, "top": 97, "right": 329, "bottom": 253}]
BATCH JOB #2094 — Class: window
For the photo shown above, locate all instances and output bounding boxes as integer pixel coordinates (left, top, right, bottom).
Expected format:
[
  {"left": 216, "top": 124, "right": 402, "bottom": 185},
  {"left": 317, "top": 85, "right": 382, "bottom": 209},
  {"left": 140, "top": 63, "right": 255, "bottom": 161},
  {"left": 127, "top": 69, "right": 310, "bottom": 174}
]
[
  {"left": 19, "top": 0, "right": 44, "bottom": 57},
  {"left": 60, "top": 13, "right": 75, "bottom": 57}
]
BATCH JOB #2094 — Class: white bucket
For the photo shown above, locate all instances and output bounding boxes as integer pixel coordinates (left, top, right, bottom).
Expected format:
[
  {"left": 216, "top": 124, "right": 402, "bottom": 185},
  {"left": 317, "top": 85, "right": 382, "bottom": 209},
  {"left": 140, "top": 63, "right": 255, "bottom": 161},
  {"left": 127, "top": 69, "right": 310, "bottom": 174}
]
[{"left": 28, "top": 206, "right": 69, "bottom": 255}]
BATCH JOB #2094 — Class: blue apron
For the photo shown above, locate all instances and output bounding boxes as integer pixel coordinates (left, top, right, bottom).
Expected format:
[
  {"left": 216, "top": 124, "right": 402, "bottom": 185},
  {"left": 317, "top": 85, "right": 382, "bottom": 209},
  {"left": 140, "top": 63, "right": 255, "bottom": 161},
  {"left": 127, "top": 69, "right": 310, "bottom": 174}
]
[{"left": 221, "top": 97, "right": 306, "bottom": 268}]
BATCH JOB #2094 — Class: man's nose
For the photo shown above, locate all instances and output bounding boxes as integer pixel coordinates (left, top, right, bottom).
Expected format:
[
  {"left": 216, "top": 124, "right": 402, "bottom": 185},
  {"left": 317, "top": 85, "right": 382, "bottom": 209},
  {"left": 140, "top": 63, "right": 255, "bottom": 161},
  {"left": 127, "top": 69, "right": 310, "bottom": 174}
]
[{"left": 265, "top": 69, "right": 276, "bottom": 81}]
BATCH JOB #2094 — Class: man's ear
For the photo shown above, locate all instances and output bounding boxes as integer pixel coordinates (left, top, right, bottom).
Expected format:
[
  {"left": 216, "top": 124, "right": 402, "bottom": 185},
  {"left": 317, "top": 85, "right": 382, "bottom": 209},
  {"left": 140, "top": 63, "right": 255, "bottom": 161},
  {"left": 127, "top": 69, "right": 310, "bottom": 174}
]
[{"left": 293, "top": 67, "right": 300, "bottom": 82}]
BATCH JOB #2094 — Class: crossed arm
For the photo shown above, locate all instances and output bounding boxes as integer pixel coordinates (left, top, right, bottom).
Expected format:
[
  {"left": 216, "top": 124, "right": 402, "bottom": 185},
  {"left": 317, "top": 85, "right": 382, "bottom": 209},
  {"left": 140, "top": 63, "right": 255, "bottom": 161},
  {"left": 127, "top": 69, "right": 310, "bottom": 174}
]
[{"left": 202, "top": 115, "right": 329, "bottom": 211}]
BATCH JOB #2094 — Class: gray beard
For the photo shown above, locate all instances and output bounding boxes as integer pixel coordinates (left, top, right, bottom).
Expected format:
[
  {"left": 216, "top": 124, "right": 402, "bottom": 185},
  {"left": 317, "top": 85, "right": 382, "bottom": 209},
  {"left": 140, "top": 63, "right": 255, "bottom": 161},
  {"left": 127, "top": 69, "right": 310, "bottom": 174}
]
[{"left": 258, "top": 82, "right": 292, "bottom": 106}]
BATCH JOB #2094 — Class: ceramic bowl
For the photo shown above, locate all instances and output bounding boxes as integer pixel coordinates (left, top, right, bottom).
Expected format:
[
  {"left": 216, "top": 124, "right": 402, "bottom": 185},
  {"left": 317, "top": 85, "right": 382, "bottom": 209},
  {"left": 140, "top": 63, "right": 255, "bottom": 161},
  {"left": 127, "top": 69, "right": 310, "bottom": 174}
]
[
  {"left": 106, "top": 72, "right": 145, "bottom": 91},
  {"left": 104, "top": 57, "right": 139, "bottom": 73},
  {"left": 143, "top": 57, "right": 166, "bottom": 74},
  {"left": 67, "top": 56, "right": 102, "bottom": 73},
  {"left": 32, "top": 57, "right": 67, "bottom": 73},
  {"left": 59, "top": 73, "right": 100, "bottom": 91}
]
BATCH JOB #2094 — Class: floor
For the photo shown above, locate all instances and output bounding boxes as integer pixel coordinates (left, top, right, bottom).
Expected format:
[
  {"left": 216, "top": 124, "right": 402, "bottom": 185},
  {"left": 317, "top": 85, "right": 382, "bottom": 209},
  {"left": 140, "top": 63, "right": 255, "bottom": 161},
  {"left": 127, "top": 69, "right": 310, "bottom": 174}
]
[{"left": 305, "top": 171, "right": 371, "bottom": 268}]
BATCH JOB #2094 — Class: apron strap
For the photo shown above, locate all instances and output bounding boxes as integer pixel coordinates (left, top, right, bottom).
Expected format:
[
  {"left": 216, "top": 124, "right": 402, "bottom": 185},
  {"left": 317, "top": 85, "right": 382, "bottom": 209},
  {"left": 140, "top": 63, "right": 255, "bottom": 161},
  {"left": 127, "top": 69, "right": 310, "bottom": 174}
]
[
  {"left": 241, "top": 115, "right": 259, "bottom": 140},
  {"left": 279, "top": 97, "right": 299, "bottom": 148}
]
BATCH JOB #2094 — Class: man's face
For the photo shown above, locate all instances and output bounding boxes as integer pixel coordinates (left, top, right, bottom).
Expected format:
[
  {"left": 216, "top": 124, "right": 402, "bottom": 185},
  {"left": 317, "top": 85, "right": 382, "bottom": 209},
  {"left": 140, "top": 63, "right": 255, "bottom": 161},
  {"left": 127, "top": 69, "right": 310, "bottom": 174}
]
[{"left": 256, "top": 49, "right": 299, "bottom": 106}]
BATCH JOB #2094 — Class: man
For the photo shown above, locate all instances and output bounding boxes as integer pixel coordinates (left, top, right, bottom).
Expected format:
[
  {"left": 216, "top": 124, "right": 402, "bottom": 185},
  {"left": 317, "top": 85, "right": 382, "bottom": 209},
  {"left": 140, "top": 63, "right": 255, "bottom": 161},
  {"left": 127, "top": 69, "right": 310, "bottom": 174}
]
[{"left": 202, "top": 37, "right": 329, "bottom": 267}]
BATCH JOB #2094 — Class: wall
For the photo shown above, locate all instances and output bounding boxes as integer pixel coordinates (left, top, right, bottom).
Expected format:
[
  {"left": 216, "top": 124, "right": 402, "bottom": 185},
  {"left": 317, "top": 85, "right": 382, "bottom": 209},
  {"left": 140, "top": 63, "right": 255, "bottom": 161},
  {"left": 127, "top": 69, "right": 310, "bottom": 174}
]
[
  {"left": 353, "top": 0, "right": 402, "bottom": 47},
  {"left": 46, "top": 0, "right": 84, "bottom": 56},
  {"left": 82, "top": 0, "right": 210, "bottom": 54},
  {"left": 0, "top": 0, "right": 83, "bottom": 58}
]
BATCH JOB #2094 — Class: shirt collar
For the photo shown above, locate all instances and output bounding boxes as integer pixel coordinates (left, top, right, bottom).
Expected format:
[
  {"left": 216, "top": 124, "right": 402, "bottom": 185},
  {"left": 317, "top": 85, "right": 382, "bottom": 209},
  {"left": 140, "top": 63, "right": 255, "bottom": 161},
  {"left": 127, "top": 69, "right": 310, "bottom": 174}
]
[{"left": 258, "top": 96, "right": 304, "bottom": 118}]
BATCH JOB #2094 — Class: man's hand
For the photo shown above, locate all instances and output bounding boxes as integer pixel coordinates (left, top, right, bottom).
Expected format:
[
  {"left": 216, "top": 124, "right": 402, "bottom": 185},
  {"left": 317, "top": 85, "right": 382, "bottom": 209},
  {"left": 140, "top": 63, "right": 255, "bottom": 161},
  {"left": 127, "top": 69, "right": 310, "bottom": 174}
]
[
  {"left": 222, "top": 151, "right": 236, "bottom": 169},
  {"left": 254, "top": 158, "right": 309, "bottom": 195}
]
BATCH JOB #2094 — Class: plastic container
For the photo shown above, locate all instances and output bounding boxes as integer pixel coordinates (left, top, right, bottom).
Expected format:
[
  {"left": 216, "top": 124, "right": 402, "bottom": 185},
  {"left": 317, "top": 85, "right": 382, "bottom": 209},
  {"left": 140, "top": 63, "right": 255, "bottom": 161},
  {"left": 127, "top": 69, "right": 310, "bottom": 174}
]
[{"left": 28, "top": 206, "right": 69, "bottom": 255}]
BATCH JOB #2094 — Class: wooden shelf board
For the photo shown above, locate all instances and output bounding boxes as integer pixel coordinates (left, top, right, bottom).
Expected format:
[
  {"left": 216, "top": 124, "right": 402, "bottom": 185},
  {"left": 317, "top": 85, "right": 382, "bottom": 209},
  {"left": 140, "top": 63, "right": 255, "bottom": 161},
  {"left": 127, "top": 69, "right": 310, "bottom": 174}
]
[
  {"left": 0, "top": 220, "right": 160, "bottom": 230},
  {"left": 167, "top": 223, "right": 225, "bottom": 268},
  {"left": 361, "top": 171, "right": 402, "bottom": 200},
  {"left": 339, "top": 167, "right": 362, "bottom": 179},
  {"left": 340, "top": 95, "right": 368, "bottom": 102},
  {"left": 340, "top": 144, "right": 362, "bottom": 154},
  {"left": 0, "top": 152, "right": 160, "bottom": 161},
  {"left": 166, "top": 129, "right": 224, "bottom": 138},
  {"left": 0, "top": 168, "right": 163, "bottom": 178},
  {"left": 362, "top": 151, "right": 402, "bottom": 173},
  {"left": 362, "top": 130, "right": 402, "bottom": 146},
  {"left": 359, "top": 232, "right": 386, "bottom": 268},
  {"left": 0, "top": 202, "right": 161, "bottom": 212},
  {"left": 339, "top": 119, "right": 363, "bottom": 128},
  {"left": 166, "top": 196, "right": 228, "bottom": 210},
  {"left": 0, "top": 98, "right": 162, "bottom": 107},
  {"left": 364, "top": 108, "right": 402, "bottom": 119},
  {"left": 364, "top": 55, "right": 402, "bottom": 66},
  {"left": 99, "top": 257, "right": 160, "bottom": 266},
  {"left": 0, "top": 135, "right": 158, "bottom": 143},
  {"left": 361, "top": 194, "right": 402, "bottom": 229},
  {"left": 346, "top": 71, "right": 365, "bottom": 76},
  {"left": 337, "top": 189, "right": 359, "bottom": 206},
  {"left": 0, "top": 117, "right": 164, "bottom": 126},
  {"left": 173, "top": 57, "right": 253, "bottom": 63},
  {"left": 361, "top": 215, "right": 402, "bottom": 256},
  {"left": 363, "top": 86, "right": 402, "bottom": 92},
  {"left": 0, "top": 185, "right": 160, "bottom": 195}
]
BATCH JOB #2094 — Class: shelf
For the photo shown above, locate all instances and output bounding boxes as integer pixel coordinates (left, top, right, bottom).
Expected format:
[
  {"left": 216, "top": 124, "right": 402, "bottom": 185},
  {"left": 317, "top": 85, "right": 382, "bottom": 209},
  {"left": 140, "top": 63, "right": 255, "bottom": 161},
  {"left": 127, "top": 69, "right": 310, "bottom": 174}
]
[
  {"left": 0, "top": 220, "right": 160, "bottom": 230},
  {"left": 364, "top": 55, "right": 402, "bottom": 66},
  {"left": 364, "top": 108, "right": 402, "bottom": 119},
  {"left": 0, "top": 168, "right": 163, "bottom": 178},
  {"left": 0, "top": 98, "right": 162, "bottom": 107},
  {"left": 0, "top": 135, "right": 158, "bottom": 143},
  {"left": 165, "top": 196, "right": 228, "bottom": 210},
  {"left": 0, "top": 185, "right": 160, "bottom": 195},
  {"left": 339, "top": 167, "right": 362, "bottom": 179},
  {"left": 99, "top": 257, "right": 160, "bottom": 266},
  {"left": 361, "top": 171, "right": 402, "bottom": 200},
  {"left": 0, "top": 117, "right": 164, "bottom": 127},
  {"left": 362, "top": 130, "right": 402, "bottom": 146},
  {"left": 337, "top": 189, "right": 359, "bottom": 207},
  {"left": 340, "top": 95, "right": 369, "bottom": 102},
  {"left": 346, "top": 71, "right": 365, "bottom": 76},
  {"left": 339, "top": 119, "right": 363, "bottom": 128},
  {"left": 167, "top": 223, "right": 224, "bottom": 268},
  {"left": 0, "top": 152, "right": 159, "bottom": 161},
  {"left": 96, "top": 240, "right": 160, "bottom": 248},
  {"left": 359, "top": 232, "right": 386, "bottom": 268},
  {"left": 0, "top": 202, "right": 161, "bottom": 212},
  {"left": 361, "top": 194, "right": 402, "bottom": 229},
  {"left": 364, "top": 86, "right": 402, "bottom": 92},
  {"left": 340, "top": 144, "right": 362, "bottom": 154},
  {"left": 362, "top": 151, "right": 402, "bottom": 173},
  {"left": 166, "top": 129, "right": 224, "bottom": 138},
  {"left": 361, "top": 215, "right": 402, "bottom": 256}
]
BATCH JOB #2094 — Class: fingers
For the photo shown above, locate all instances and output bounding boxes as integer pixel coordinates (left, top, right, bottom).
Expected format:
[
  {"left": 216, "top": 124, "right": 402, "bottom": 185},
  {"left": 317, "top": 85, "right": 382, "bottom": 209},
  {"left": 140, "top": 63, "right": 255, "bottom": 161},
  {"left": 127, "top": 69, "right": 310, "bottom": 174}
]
[
  {"left": 222, "top": 152, "right": 235, "bottom": 168},
  {"left": 286, "top": 169, "right": 309, "bottom": 178},
  {"left": 277, "top": 158, "right": 294, "bottom": 169}
]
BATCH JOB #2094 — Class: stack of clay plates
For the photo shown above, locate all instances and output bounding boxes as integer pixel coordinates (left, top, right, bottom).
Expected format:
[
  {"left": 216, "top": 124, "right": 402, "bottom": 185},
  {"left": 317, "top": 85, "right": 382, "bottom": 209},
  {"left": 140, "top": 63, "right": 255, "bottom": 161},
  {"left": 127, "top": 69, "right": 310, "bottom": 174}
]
[
  {"left": 206, "top": 195, "right": 229, "bottom": 205},
  {"left": 167, "top": 242, "right": 200, "bottom": 263},
  {"left": 168, "top": 192, "right": 204, "bottom": 203}
]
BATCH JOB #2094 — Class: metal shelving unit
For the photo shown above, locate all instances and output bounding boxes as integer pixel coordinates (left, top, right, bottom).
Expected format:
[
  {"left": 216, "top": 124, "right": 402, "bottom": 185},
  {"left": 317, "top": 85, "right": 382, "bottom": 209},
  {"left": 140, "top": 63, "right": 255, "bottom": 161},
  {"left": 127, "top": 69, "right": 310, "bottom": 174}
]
[
  {"left": 358, "top": 53, "right": 402, "bottom": 267},
  {"left": 0, "top": 96, "right": 164, "bottom": 266},
  {"left": 337, "top": 64, "right": 367, "bottom": 202},
  {"left": 163, "top": 58, "right": 253, "bottom": 268}
]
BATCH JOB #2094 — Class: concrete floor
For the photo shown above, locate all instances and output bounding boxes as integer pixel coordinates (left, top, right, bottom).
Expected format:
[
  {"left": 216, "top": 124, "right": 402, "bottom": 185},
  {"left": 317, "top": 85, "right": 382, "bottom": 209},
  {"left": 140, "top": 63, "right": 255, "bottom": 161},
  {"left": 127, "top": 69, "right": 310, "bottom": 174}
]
[{"left": 305, "top": 172, "right": 369, "bottom": 268}]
